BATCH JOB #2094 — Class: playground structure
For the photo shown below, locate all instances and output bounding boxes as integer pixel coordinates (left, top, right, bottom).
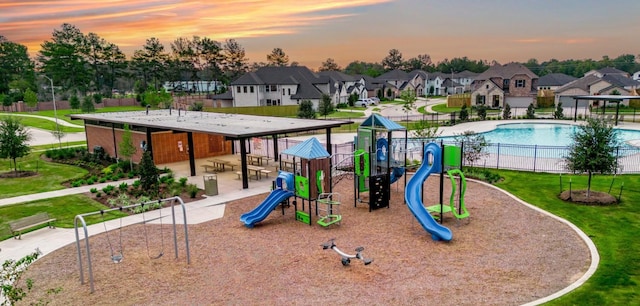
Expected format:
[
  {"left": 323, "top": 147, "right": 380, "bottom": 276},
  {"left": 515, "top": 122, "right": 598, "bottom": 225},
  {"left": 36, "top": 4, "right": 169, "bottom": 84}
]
[
  {"left": 241, "top": 137, "right": 342, "bottom": 228},
  {"left": 404, "top": 142, "right": 469, "bottom": 241},
  {"left": 354, "top": 114, "right": 408, "bottom": 211},
  {"left": 322, "top": 238, "right": 373, "bottom": 266},
  {"left": 74, "top": 196, "right": 191, "bottom": 293}
]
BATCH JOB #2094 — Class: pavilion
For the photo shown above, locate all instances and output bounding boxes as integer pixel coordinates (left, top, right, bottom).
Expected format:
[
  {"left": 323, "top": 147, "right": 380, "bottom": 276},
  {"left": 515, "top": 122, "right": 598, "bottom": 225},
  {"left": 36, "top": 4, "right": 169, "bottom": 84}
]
[{"left": 70, "top": 109, "right": 352, "bottom": 189}]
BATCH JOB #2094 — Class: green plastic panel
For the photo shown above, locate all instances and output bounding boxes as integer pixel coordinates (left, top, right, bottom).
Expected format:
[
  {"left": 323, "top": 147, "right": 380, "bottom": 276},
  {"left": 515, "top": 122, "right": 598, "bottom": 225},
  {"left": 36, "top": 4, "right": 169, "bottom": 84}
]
[
  {"left": 443, "top": 145, "right": 461, "bottom": 168},
  {"left": 295, "top": 175, "right": 310, "bottom": 199}
]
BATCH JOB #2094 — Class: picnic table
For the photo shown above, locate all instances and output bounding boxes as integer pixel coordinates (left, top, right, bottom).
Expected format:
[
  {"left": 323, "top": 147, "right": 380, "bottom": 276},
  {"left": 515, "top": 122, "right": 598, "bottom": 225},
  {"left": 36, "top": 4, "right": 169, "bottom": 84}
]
[
  {"left": 247, "top": 154, "right": 267, "bottom": 166},
  {"left": 236, "top": 165, "right": 272, "bottom": 180},
  {"left": 207, "top": 159, "right": 237, "bottom": 172}
]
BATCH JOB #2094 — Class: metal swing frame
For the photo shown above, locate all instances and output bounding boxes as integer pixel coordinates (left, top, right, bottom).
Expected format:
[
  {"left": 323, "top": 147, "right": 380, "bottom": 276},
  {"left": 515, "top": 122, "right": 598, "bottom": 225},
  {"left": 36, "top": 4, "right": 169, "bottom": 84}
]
[{"left": 74, "top": 196, "right": 190, "bottom": 293}]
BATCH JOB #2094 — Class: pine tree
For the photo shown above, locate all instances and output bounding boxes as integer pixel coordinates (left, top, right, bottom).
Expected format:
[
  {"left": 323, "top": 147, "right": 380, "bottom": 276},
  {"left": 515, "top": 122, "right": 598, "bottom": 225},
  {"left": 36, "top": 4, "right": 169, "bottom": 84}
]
[
  {"left": 139, "top": 151, "right": 159, "bottom": 197},
  {"left": 502, "top": 103, "right": 511, "bottom": 119}
]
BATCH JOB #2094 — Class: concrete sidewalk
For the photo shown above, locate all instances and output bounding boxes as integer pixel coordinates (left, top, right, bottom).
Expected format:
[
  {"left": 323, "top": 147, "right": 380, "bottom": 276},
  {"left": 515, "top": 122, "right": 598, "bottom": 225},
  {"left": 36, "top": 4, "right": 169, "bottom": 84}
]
[{"left": 0, "top": 181, "right": 270, "bottom": 263}]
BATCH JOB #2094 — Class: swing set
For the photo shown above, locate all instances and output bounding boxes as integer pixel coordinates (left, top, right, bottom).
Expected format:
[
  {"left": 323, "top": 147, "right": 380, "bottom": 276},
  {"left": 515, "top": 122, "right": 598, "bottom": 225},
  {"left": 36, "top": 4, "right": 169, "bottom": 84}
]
[{"left": 74, "top": 196, "right": 191, "bottom": 293}]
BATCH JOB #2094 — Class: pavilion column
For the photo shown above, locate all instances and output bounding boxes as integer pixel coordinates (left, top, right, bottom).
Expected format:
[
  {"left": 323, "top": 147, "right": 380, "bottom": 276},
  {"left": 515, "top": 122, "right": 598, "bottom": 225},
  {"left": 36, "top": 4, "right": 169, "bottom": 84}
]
[
  {"left": 187, "top": 132, "right": 196, "bottom": 176},
  {"left": 240, "top": 138, "right": 249, "bottom": 189}
]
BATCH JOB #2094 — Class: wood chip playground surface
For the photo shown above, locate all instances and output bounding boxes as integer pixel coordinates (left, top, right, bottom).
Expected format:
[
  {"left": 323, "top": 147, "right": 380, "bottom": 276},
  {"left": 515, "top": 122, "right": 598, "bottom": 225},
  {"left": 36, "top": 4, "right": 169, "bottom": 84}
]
[{"left": 19, "top": 176, "right": 590, "bottom": 305}]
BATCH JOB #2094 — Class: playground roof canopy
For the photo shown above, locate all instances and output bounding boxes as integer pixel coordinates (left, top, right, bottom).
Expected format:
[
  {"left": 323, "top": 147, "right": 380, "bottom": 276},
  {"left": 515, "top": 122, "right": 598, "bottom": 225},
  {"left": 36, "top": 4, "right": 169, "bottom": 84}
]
[
  {"left": 281, "top": 137, "right": 330, "bottom": 159},
  {"left": 360, "top": 113, "right": 405, "bottom": 131}
]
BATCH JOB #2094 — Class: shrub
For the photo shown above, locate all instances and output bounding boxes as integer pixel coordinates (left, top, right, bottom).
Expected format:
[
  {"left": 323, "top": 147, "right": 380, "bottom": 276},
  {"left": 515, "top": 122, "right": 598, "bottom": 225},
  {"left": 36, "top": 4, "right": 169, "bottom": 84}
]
[
  {"left": 90, "top": 188, "right": 98, "bottom": 193},
  {"left": 132, "top": 180, "right": 141, "bottom": 188},
  {"left": 86, "top": 178, "right": 95, "bottom": 185},
  {"left": 186, "top": 184, "right": 199, "bottom": 198},
  {"left": 99, "top": 177, "right": 107, "bottom": 183},
  {"left": 96, "top": 192, "right": 102, "bottom": 198},
  {"left": 118, "top": 182, "right": 128, "bottom": 191},
  {"left": 128, "top": 172, "right": 135, "bottom": 179},
  {"left": 178, "top": 177, "right": 188, "bottom": 187}
]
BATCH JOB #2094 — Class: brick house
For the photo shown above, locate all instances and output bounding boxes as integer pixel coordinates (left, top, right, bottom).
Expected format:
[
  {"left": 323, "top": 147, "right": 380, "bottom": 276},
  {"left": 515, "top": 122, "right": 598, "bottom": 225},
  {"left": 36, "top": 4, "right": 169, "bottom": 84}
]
[{"left": 470, "top": 63, "right": 538, "bottom": 108}]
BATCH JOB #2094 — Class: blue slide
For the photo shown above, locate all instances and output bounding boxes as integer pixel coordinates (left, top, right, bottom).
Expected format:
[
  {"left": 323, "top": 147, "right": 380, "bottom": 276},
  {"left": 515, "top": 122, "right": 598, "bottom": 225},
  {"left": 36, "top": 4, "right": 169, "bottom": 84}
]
[
  {"left": 404, "top": 142, "right": 452, "bottom": 241},
  {"left": 241, "top": 189, "right": 294, "bottom": 228}
]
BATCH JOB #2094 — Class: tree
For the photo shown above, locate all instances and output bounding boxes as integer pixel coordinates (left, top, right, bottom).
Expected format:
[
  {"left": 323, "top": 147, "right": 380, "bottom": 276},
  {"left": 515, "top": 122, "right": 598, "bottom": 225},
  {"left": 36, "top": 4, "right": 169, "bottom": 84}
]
[
  {"left": 0, "top": 116, "right": 31, "bottom": 173},
  {"left": 118, "top": 124, "right": 137, "bottom": 171},
  {"left": 23, "top": 88, "right": 37, "bottom": 109},
  {"left": 139, "top": 151, "right": 159, "bottom": 197},
  {"left": 81, "top": 95, "right": 95, "bottom": 112},
  {"left": 223, "top": 39, "right": 248, "bottom": 82},
  {"left": 343, "top": 61, "right": 384, "bottom": 77},
  {"left": 0, "top": 36, "right": 35, "bottom": 96},
  {"left": 318, "top": 58, "right": 341, "bottom": 71},
  {"left": 51, "top": 125, "right": 66, "bottom": 149},
  {"left": 1, "top": 94, "right": 11, "bottom": 110},
  {"left": 38, "top": 23, "right": 91, "bottom": 94},
  {"left": 526, "top": 103, "right": 535, "bottom": 119},
  {"left": 69, "top": 95, "right": 80, "bottom": 110},
  {"left": 297, "top": 100, "right": 316, "bottom": 119},
  {"left": 382, "top": 49, "right": 404, "bottom": 71},
  {"left": 459, "top": 103, "right": 469, "bottom": 121},
  {"left": 454, "top": 130, "right": 488, "bottom": 167},
  {"left": 266, "top": 48, "right": 289, "bottom": 67},
  {"left": 554, "top": 102, "right": 564, "bottom": 119},
  {"left": 476, "top": 105, "right": 487, "bottom": 120},
  {"left": 404, "top": 54, "right": 433, "bottom": 71},
  {"left": 400, "top": 90, "right": 416, "bottom": 121},
  {"left": 348, "top": 93, "right": 358, "bottom": 107},
  {"left": 502, "top": 103, "right": 511, "bottom": 119},
  {"left": 131, "top": 37, "right": 169, "bottom": 91},
  {"left": 142, "top": 87, "right": 172, "bottom": 108},
  {"left": 318, "top": 94, "right": 334, "bottom": 118},
  {"left": 412, "top": 119, "right": 441, "bottom": 141},
  {"left": 565, "top": 118, "right": 620, "bottom": 197}
]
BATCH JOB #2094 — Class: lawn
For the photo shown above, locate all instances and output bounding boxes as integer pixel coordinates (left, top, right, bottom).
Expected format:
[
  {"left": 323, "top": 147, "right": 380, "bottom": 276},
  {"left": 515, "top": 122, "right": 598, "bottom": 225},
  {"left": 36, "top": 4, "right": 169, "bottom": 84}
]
[
  {"left": 494, "top": 170, "right": 640, "bottom": 305},
  {"left": 325, "top": 109, "right": 366, "bottom": 119},
  {"left": 0, "top": 151, "right": 88, "bottom": 199},
  {"left": 6, "top": 105, "right": 145, "bottom": 125},
  {"left": 0, "top": 194, "right": 127, "bottom": 241},
  {"left": 2, "top": 115, "right": 85, "bottom": 133}
]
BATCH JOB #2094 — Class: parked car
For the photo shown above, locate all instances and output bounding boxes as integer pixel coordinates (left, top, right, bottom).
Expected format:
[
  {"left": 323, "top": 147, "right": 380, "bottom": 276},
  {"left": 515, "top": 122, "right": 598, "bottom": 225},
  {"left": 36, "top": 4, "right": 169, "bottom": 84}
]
[
  {"left": 369, "top": 97, "right": 380, "bottom": 104},
  {"left": 355, "top": 99, "right": 369, "bottom": 107}
]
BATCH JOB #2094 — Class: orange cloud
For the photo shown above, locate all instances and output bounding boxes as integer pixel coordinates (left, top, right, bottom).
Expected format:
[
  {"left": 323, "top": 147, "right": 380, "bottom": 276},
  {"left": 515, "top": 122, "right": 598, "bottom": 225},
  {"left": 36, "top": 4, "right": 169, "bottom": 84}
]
[
  {"left": 0, "top": 0, "right": 391, "bottom": 56},
  {"left": 565, "top": 38, "right": 596, "bottom": 44}
]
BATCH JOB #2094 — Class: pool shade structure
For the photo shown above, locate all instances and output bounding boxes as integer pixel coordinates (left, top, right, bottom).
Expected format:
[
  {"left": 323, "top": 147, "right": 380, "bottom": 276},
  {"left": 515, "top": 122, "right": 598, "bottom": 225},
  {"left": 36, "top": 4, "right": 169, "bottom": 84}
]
[{"left": 572, "top": 95, "right": 640, "bottom": 126}]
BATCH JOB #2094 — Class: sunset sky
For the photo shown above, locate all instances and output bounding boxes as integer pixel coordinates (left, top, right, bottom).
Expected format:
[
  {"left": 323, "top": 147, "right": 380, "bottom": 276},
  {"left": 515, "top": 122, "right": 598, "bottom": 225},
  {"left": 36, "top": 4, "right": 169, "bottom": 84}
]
[{"left": 2, "top": 0, "right": 640, "bottom": 69}]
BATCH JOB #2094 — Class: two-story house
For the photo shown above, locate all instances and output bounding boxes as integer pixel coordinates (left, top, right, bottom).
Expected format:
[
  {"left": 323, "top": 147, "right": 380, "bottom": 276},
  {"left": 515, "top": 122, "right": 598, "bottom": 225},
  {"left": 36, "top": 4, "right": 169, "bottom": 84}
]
[
  {"left": 229, "top": 66, "right": 333, "bottom": 109},
  {"left": 470, "top": 63, "right": 538, "bottom": 108},
  {"left": 554, "top": 67, "right": 640, "bottom": 107}
]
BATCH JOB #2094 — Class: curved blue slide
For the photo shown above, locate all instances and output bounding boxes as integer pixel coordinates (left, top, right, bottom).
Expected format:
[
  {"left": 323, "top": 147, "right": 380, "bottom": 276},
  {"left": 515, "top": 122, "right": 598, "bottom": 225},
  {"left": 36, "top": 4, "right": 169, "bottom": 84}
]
[
  {"left": 404, "top": 142, "right": 452, "bottom": 241},
  {"left": 241, "top": 171, "right": 295, "bottom": 228},
  {"left": 240, "top": 189, "right": 294, "bottom": 228}
]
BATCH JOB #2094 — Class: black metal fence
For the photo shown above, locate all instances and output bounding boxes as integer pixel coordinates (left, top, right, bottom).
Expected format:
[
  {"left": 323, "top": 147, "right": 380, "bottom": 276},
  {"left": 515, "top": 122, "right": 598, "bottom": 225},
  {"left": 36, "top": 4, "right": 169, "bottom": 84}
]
[{"left": 237, "top": 136, "right": 640, "bottom": 175}]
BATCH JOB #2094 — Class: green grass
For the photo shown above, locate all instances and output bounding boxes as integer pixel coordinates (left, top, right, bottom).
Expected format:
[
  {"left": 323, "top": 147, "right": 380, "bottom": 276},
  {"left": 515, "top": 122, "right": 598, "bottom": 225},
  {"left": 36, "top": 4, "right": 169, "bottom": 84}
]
[
  {"left": 325, "top": 110, "right": 366, "bottom": 119},
  {"left": 0, "top": 152, "right": 88, "bottom": 199},
  {"left": 5, "top": 105, "right": 145, "bottom": 125},
  {"left": 431, "top": 103, "right": 460, "bottom": 113},
  {"left": 493, "top": 170, "right": 640, "bottom": 305},
  {"left": 2, "top": 115, "right": 85, "bottom": 132},
  {"left": 0, "top": 194, "right": 128, "bottom": 241}
]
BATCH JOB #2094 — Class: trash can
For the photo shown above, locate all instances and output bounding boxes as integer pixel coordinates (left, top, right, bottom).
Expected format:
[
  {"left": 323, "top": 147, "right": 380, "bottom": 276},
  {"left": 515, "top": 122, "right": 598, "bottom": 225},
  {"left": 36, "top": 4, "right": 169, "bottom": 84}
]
[{"left": 203, "top": 174, "right": 218, "bottom": 196}]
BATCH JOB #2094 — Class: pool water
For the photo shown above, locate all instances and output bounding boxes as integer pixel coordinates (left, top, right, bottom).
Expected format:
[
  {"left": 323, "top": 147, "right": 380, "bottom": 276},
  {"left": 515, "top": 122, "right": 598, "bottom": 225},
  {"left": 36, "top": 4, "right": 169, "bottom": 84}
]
[{"left": 478, "top": 123, "right": 640, "bottom": 147}]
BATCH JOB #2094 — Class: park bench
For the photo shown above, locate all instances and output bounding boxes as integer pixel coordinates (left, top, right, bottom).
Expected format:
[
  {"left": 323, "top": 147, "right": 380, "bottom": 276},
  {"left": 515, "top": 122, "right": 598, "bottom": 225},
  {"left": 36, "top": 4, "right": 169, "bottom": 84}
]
[{"left": 9, "top": 212, "right": 56, "bottom": 239}]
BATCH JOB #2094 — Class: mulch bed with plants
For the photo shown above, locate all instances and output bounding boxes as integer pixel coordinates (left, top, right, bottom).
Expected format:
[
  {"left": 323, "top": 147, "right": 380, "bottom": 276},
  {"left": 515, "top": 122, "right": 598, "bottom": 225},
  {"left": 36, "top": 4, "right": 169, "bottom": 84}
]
[{"left": 19, "top": 176, "right": 592, "bottom": 305}]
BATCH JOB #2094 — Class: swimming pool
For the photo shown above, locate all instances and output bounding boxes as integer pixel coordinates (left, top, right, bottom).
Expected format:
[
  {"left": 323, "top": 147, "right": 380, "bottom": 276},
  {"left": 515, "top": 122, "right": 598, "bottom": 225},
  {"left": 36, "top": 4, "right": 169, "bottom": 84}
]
[{"left": 478, "top": 123, "right": 640, "bottom": 147}]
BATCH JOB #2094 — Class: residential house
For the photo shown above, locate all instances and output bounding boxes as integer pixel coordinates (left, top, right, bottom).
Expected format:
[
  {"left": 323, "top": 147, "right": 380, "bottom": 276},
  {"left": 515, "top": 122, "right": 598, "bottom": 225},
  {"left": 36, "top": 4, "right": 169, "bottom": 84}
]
[
  {"left": 537, "top": 73, "right": 577, "bottom": 91},
  {"left": 228, "top": 66, "right": 334, "bottom": 109},
  {"left": 317, "top": 70, "right": 365, "bottom": 105},
  {"left": 374, "top": 69, "right": 425, "bottom": 99},
  {"left": 555, "top": 68, "right": 640, "bottom": 107},
  {"left": 470, "top": 63, "right": 538, "bottom": 108}
]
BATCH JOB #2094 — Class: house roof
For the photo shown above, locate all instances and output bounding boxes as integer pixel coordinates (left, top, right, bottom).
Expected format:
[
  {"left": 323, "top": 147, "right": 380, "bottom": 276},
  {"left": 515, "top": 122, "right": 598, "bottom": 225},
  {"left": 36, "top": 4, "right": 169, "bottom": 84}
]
[
  {"left": 597, "top": 67, "right": 627, "bottom": 75},
  {"left": 210, "top": 90, "right": 233, "bottom": 100},
  {"left": 474, "top": 62, "right": 538, "bottom": 81},
  {"left": 556, "top": 74, "right": 603, "bottom": 92},
  {"left": 231, "top": 66, "right": 323, "bottom": 85},
  {"left": 69, "top": 110, "right": 352, "bottom": 140},
  {"left": 537, "top": 73, "right": 577, "bottom": 86},
  {"left": 602, "top": 74, "right": 639, "bottom": 87},
  {"left": 408, "top": 70, "right": 427, "bottom": 79},
  {"left": 281, "top": 137, "right": 330, "bottom": 159},
  {"left": 360, "top": 113, "right": 405, "bottom": 131},
  {"left": 455, "top": 70, "right": 479, "bottom": 78}
]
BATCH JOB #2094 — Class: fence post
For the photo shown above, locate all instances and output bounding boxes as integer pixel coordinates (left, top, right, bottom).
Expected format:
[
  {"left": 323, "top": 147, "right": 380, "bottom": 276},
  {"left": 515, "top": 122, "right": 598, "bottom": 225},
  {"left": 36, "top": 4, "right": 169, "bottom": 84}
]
[
  {"left": 496, "top": 143, "right": 500, "bottom": 169},
  {"left": 533, "top": 145, "right": 537, "bottom": 172}
]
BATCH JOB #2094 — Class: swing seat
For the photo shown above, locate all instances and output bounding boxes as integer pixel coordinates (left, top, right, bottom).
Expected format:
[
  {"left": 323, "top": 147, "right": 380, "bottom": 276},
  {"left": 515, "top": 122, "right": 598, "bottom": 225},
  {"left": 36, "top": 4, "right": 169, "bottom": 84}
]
[{"left": 111, "top": 254, "right": 123, "bottom": 263}]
